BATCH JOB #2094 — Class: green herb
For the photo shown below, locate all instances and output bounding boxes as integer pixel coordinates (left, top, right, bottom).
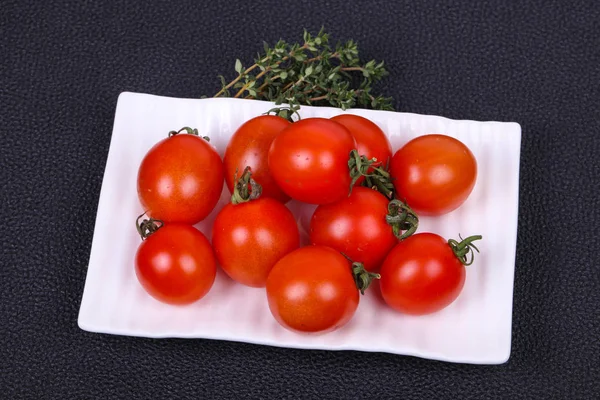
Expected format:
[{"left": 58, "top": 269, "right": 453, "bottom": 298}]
[{"left": 213, "top": 28, "right": 394, "bottom": 111}]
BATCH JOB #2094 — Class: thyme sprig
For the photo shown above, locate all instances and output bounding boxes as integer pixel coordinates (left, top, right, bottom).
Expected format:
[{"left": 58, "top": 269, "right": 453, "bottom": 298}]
[{"left": 214, "top": 28, "right": 394, "bottom": 111}]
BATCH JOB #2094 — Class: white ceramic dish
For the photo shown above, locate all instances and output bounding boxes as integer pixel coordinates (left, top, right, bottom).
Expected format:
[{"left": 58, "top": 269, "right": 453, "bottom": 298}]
[{"left": 78, "top": 92, "right": 521, "bottom": 364}]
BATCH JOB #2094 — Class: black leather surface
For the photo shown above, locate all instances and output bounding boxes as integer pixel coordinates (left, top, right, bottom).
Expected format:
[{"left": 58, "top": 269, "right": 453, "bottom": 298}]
[{"left": 1, "top": 0, "right": 599, "bottom": 398}]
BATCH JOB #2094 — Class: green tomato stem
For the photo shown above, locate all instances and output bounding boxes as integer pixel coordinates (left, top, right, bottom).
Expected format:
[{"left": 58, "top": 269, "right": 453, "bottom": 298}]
[
  {"left": 135, "top": 212, "right": 163, "bottom": 240},
  {"left": 231, "top": 166, "right": 262, "bottom": 204},
  {"left": 340, "top": 252, "right": 380, "bottom": 294},
  {"left": 385, "top": 199, "right": 419, "bottom": 240},
  {"left": 448, "top": 235, "right": 483, "bottom": 266},
  {"left": 167, "top": 126, "right": 210, "bottom": 141},
  {"left": 347, "top": 149, "right": 394, "bottom": 199}
]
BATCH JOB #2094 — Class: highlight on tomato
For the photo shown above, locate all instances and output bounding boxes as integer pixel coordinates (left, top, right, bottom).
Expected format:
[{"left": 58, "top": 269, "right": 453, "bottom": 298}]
[
  {"left": 134, "top": 215, "right": 217, "bottom": 305},
  {"left": 309, "top": 187, "right": 418, "bottom": 271},
  {"left": 212, "top": 167, "right": 300, "bottom": 288},
  {"left": 137, "top": 127, "right": 224, "bottom": 224},
  {"left": 389, "top": 134, "right": 477, "bottom": 216},
  {"left": 379, "top": 232, "right": 482, "bottom": 315},
  {"left": 223, "top": 115, "right": 291, "bottom": 203},
  {"left": 266, "top": 245, "right": 379, "bottom": 333},
  {"left": 268, "top": 118, "right": 357, "bottom": 205}
]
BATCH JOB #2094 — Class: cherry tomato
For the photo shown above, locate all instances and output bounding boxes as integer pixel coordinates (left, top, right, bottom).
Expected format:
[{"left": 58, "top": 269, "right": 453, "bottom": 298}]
[
  {"left": 309, "top": 187, "right": 397, "bottom": 271},
  {"left": 135, "top": 224, "right": 217, "bottom": 305},
  {"left": 330, "top": 114, "right": 392, "bottom": 185},
  {"left": 266, "top": 245, "right": 359, "bottom": 333},
  {"left": 379, "top": 232, "right": 480, "bottom": 315},
  {"left": 137, "top": 130, "right": 224, "bottom": 224},
  {"left": 268, "top": 118, "right": 357, "bottom": 204},
  {"left": 389, "top": 134, "right": 477, "bottom": 216},
  {"left": 212, "top": 197, "right": 300, "bottom": 288},
  {"left": 223, "top": 116, "right": 291, "bottom": 203}
]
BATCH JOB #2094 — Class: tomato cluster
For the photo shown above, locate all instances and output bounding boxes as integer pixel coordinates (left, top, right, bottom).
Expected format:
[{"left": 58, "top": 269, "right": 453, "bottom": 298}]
[{"left": 133, "top": 112, "right": 481, "bottom": 333}]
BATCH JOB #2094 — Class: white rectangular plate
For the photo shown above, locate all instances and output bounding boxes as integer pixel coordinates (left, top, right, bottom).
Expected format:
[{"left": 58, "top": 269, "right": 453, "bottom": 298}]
[{"left": 78, "top": 92, "right": 521, "bottom": 364}]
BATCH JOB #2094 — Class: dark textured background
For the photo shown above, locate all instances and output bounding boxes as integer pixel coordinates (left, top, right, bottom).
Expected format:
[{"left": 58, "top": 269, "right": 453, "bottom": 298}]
[{"left": 1, "top": 0, "right": 599, "bottom": 398}]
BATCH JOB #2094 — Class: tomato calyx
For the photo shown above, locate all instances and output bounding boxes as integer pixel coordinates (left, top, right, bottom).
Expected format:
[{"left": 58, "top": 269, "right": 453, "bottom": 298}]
[
  {"left": 352, "top": 262, "right": 381, "bottom": 295},
  {"left": 448, "top": 234, "right": 483, "bottom": 266},
  {"left": 135, "top": 212, "right": 164, "bottom": 240},
  {"left": 264, "top": 105, "right": 302, "bottom": 122},
  {"left": 341, "top": 253, "right": 381, "bottom": 294},
  {"left": 167, "top": 126, "right": 210, "bottom": 142},
  {"left": 231, "top": 166, "right": 263, "bottom": 204},
  {"left": 348, "top": 149, "right": 394, "bottom": 199},
  {"left": 385, "top": 199, "right": 419, "bottom": 240}
]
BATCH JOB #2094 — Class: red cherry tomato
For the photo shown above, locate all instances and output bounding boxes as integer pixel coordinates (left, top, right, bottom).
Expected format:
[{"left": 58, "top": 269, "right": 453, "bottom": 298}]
[
  {"left": 330, "top": 114, "right": 392, "bottom": 185},
  {"left": 212, "top": 197, "right": 300, "bottom": 288},
  {"left": 389, "top": 134, "right": 477, "bottom": 216},
  {"left": 309, "top": 186, "right": 397, "bottom": 271},
  {"left": 379, "top": 232, "right": 480, "bottom": 315},
  {"left": 135, "top": 224, "right": 217, "bottom": 305},
  {"left": 266, "top": 245, "right": 359, "bottom": 333},
  {"left": 268, "top": 118, "right": 357, "bottom": 204},
  {"left": 223, "top": 116, "right": 291, "bottom": 203},
  {"left": 137, "top": 131, "right": 224, "bottom": 224}
]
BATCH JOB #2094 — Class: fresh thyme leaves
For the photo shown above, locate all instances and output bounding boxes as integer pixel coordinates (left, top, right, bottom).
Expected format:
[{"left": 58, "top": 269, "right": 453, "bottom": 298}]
[{"left": 214, "top": 28, "right": 394, "bottom": 111}]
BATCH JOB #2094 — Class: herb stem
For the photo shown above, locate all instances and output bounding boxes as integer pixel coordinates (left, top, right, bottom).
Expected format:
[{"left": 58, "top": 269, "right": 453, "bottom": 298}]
[
  {"left": 309, "top": 94, "right": 328, "bottom": 102},
  {"left": 340, "top": 66, "right": 363, "bottom": 72},
  {"left": 259, "top": 75, "right": 280, "bottom": 90},
  {"left": 305, "top": 52, "right": 339, "bottom": 63},
  {"left": 231, "top": 46, "right": 308, "bottom": 98},
  {"left": 281, "top": 81, "right": 295, "bottom": 93},
  {"left": 215, "top": 63, "right": 259, "bottom": 97}
]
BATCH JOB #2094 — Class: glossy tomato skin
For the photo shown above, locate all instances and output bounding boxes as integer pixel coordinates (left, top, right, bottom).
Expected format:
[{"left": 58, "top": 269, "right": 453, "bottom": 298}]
[
  {"left": 266, "top": 245, "right": 359, "bottom": 333},
  {"left": 309, "top": 186, "right": 397, "bottom": 271},
  {"left": 223, "top": 116, "right": 291, "bottom": 203},
  {"left": 135, "top": 224, "right": 217, "bottom": 305},
  {"left": 389, "top": 134, "right": 477, "bottom": 216},
  {"left": 268, "top": 118, "right": 357, "bottom": 205},
  {"left": 211, "top": 198, "right": 300, "bottom": 287},
  {"left": 137, "top": 134, "right": 224, "bottom": 224},
  {"left": 379, "top": 233, "right": 466, "bottom": 315},
  {"left": 330, "top": 114, "right": 392, "bottom": 185}
]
